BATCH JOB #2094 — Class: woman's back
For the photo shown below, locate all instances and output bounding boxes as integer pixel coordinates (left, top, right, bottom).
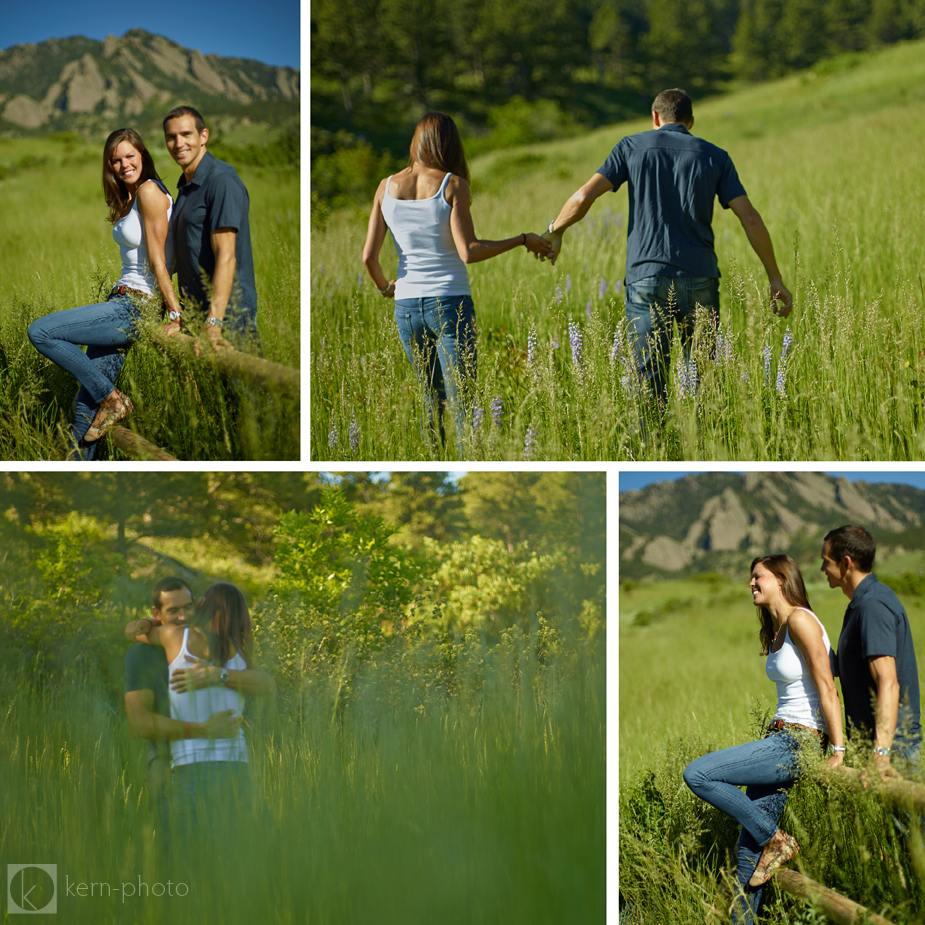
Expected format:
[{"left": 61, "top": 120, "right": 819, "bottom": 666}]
[{"left": 381, "top": 166, "right": 469, "bottom": 299}]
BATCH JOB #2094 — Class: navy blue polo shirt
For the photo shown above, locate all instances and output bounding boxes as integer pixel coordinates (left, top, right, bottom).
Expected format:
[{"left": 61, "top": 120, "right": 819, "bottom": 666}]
[
  {"left": 124, "top": 643, "right": 171, "bottom": 764},
  {"left": 172, "top": 151, "right": 258, "bottom": 324},
  {"left": 597, "top": 122, "right": 747, "bottom": 285},
  {"left": 837, "top": 574, "right": 922, "bottom": 750}
]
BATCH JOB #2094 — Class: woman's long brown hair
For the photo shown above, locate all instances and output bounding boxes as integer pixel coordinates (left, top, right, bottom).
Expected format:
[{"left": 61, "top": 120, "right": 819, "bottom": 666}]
[
  {"left": 751, "top": 555, "right": 812, "bottom": 655},
  {"left": 408, "top": 112, "right": 469, "bottom": 183},
  {"left": 193, "top": 582, "right": 253, "bottom": 668},
  {"left": 102, "top": 128, "right": 161, "bottom": 225}
]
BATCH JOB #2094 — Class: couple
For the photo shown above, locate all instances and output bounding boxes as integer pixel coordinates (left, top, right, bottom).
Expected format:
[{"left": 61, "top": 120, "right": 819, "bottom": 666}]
[
  {"left": 28, "top": 106, "right": 259, "bottom": 460},
  {"left": 684, "top": 525, "right": 922, "bottom": 923},
  {"left": 123, "top": 577, "right": 276, "bottom": 845},
  {"left": 362, "top": 90, "right": 792, "bottom": 457}
]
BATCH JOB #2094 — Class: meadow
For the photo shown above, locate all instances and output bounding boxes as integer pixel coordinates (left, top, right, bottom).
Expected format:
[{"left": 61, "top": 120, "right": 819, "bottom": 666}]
[
  {"left": 311, "top": 39, "right": 925, "bottom": 461},
  {"left": 619, "top": 572, "right": 925, "bottom": 923},
  {"left": 1, "top": 629, "right": 604, "bottom": 924},
  {"left": 0, "top": 134, "right": 299, "bottom": 460}
]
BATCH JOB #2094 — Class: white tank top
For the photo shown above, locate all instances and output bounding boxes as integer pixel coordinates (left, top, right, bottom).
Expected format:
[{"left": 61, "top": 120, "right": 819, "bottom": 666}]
[
  {"left": 380, "top": 172, "right": 470, "bottom": 300},
  {"left": 766, "top": 607, "right": 831, "bottom": 732},
  {"left": 168, "top": 628, "right": 248, "bottom": 767},
  {"left": 113, "top": 178, "right": 174, "bottom": 297}
]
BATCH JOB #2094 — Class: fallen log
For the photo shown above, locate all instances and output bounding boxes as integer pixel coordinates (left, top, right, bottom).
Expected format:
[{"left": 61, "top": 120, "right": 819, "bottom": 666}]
[
  {"left": 821, "top": 766, "right": 925, "bottom": 814},
  {"left": 108, "top": 426, "right": 178, "bottom": 461},
  {"left": 148, "top": 329, "right": 300, "bottom": 398},
  {"left": 776, "top": 869, "right": 897, "bottom": 925}
]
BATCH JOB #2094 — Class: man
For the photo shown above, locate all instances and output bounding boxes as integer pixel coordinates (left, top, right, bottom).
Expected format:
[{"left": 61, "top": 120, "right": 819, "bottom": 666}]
[
  {"left": 124, "top": 577, "right": 276, "bottom": 843},
  {"left": 820, "top": 525, "right": 922, "bottom": 779},
  {"left": 543, "top": 88, "right": 792, "bottom": 413},
  {"left": 162, "top": 106, "right": 259, "bottom": 352}
]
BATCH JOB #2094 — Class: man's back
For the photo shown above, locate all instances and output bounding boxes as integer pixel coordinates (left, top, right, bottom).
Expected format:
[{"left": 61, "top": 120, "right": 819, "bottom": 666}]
[{"left": 598, "top": 123, "right": 746, "bottom": 284}]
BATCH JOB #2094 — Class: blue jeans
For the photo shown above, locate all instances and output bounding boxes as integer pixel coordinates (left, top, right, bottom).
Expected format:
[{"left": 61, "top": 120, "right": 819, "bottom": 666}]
[
  {"left": 171, "top": 760, "right": 255, "bottom": 843},
  {"left": 624, "top": 275, "right": 719, "bottom": 411},
  {"left": 394, "top": 295, "right": 476, "bottom": 457},
  {"left": 27, "top": 291, "right": 146, "bottom": 460},
  {"left": 684, "top": 728, "right": 806, "bottom": 924}
]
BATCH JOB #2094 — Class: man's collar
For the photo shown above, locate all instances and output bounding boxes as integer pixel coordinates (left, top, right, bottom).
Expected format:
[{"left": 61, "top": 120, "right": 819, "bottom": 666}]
[
  {"left": 177, "top": 150, "right": 215, "bottom": 190},
  {"left": 659, "top": 122, "right": 691, "bottom": 134},
  {"left": 848, "top": 572, "right": 876, "bottom": 604}
]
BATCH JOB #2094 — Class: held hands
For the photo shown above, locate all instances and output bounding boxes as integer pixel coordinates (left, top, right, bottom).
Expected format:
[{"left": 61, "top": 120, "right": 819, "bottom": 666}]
[
  {"left": 194, "top": 324, "right": 234, "bottom": 357},
  {"left": 524, "top": 233, "right": 555, "bottom": 261},
  {"left": 541, "top": 230, "right": 563, "bottom": 266},
  {"left": 770, "top": 280, "right": 793, "bottom": 318},
  {"left": 171, "top": 656, "right": 218, "bottom": 693},
  {"left": 202, "top": 709, "right": 243, "bottom": 739},
  {"left": 377, "top": 280, "right": 396, "bottom": 299},
  {"left": 163, "top": 320, "right": 182, "bottom": 337},
  {"left": 861, "top": 752, "right": 903, "bottom": 788}
]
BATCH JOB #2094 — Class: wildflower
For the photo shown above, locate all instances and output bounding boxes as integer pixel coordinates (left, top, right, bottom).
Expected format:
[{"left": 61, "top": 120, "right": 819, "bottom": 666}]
[
  {"left": 551, "top": 335, "right": 560, "bottom": 350},
  {"left": 554, "top": 284, "right": 564, "bottom": 305},
  {"left": 328, "top": 425, "right": 338, "bottom": 449},
  {"left": 527, "top": 327, "right": 537, "bottom": 366},
  {"left": 614, "top": 280, "right": 622, "bottom": 295},
  {"left": 491, "top": 396, "right": 503, "bottom": 428},
  {"left": 569, "top": 321, "right": 583, "bottom": 367},
  {"left": 586, "top": 301, "right": 593, "bottom": 319},
  {"left": 598, "top": 277, "right": 607, "bottom": 299},
  {"left": 565, "top": 275, "right": 572, "bottom": 293},
  {"left": 611, "top": 328, "right": 621, "bottom": 364},
  {"left": 524, "top": 424, "right": 537, "bottom": 460},
  {"left": 349, "top": 417, "right": 359, "bottom": 455},
  {"left": 764, "top": 344, "right": 772, "bottom": 383},
  {"left": 472, "top": 406, "right": 484, "bottom": 432},
  {"left": 776, "top": 326, "right": 792, "bottom": 398},
  {"left": 357, "top": 273, "right": 364, "bottom": 288}
]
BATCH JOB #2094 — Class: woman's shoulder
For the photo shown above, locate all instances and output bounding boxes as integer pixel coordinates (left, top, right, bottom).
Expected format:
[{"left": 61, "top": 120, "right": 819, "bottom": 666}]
[
  {"left": 136, "top": 178, "right": 170, "bottom": 209},
  {"left": 787, "top": 607, "right": 826, "bottom": 643},
  {"left": 444, "top": 173, "right": 470, "bottom": 204}
]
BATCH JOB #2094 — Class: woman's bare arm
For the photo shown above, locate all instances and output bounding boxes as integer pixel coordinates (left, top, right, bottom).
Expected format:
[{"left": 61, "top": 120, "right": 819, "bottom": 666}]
[{"left": 136, "top": 181, "right": 182, "bottom": 316}]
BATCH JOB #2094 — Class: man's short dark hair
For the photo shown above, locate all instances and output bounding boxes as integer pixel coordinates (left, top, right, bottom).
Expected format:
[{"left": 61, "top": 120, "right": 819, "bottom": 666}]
[
  {"left": 824, "top": 525, "right": 876, "bottom": 573},
  {"left": 152, "top": 577, "right": 193, "bottom": 610},
  {"left": 652, "top": 89, "right": 693, "bottom": 125},
  {"left": 163, "top": 106, "right": 206, "bottom": 135}
]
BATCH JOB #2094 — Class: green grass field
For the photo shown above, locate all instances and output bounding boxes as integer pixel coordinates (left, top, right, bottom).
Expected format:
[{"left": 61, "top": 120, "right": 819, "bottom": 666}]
[
  {"left": 0, "top": 135, "right": 299, "bottom": 460},
  {"left": 619, "top": 572, "right": 925, "bottom": 923},
  {"left": 312, "top": 39, "right": 925, "bottom": 461},
  {"left": 2, "top": 635, "right": 604, "bottom": 924}
]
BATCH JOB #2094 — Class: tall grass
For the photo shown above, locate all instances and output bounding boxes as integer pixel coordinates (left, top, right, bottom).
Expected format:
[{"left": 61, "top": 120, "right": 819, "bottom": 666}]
[
  {"left": 0, "top": 136, "right": 299, "bottom": 460},
  {"left": 1, "top": 637, "right": 604, "bottom": 924},
  {"left": 311, "top": 40, "right": 925, "bottom": 461}
]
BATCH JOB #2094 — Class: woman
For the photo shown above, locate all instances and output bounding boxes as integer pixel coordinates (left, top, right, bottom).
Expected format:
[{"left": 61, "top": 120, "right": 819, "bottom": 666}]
[
  {"left": 683, "top": 556, "right": 845, "bottom": 923},
  {"left": 28, "top": 128, "right": 181, "bottom": 459},
  {"left": 362, "top": 111, "right": 552, "bottom": 457},
  {"left": 127, "top": 583, "right": 259, "bottom": 838}
]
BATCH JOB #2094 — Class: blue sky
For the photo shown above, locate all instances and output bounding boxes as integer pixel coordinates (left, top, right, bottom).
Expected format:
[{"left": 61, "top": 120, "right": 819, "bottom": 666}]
[
  {"left": 619, "top": 471, "right": 925, "bottom": 493},
  {"left": 1, "top": 0, "right": 300, "bottom": 69}
]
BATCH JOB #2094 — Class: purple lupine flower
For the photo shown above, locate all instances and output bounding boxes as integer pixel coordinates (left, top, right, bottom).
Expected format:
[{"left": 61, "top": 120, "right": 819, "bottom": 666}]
[
  {"left": 611, "top": 328, "right": 622, "bottom": 364},
  {"left": 524, "top": 424, "right": 537, "bottom": 460},
  {"left": 586, "top": 300, "right": 593, "bottom": 319},
  {"left": 527, "top": 328, "right": 537, "bottom": 366},
  {"left": 491, "top": 396, "right": 503, "bottom": 428},
  {"left": 598, "top": 277, "right": 607, "bottom": 299},
  {"left": 614, "top": 281, "right": 622, "bottom": 295},
  {"left": 776, "top": 326, "right": 792, "bottom": 398},
  {"left": 764, "top": 344, "right": 772, "bottom": 383},
  {"left": 569, "top": 321, "right": 582, "bottom": 366},
  {"left": 473, "top": 406, "right": 484, "bottom": 432},
  {"left": 357, "top": 273, "right": 364, "bottom": 288},
  {"left": 565, "top": 275, "right": 572, "bottom": 293},
  {"left": 687, "top": 357, "right": 699, "bottom": 395},
  {"left": 349, "top": 417, "right": 359, "bottom": 455},
  {"left": 781, "top": 326, "right": 793, "bottom": 361},
  {"left": 328, "top": 425, "right": 338, "bottom": 449},
  {"left": 742, "top": 371, "right": 750, "bottom": 384},
  {"left": 551, "top": 335, "right": 560, "bottom": 350},
  {"left": 677, "top": 360, "right": 690, "bottom": 399}
]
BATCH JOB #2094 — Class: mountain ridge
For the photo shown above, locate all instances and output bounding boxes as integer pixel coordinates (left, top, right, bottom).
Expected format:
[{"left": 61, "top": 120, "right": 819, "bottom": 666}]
[{"left": 0, "top": 29, "right": 299, "bottom": 138}]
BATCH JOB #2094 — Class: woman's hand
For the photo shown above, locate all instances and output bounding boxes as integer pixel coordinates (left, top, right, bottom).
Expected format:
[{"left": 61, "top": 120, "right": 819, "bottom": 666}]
[
  {"left": 524, "top": 233, "right": 554, "bottom": 260},
  {"left": 171, "top": 656, "right": 217, "bottom": 693},
  {"left": 378, "top": 280, "right": 396, "bottom": 299},
  {"left": 825, "top": 751, "right": 845, "bottom": 770}
]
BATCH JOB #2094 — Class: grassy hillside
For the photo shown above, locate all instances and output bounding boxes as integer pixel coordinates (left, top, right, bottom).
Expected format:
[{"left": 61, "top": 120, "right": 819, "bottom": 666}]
[
  {"left": 0, "top": 135, "right": 299, "bottom": 460},
  {"left": 312, "top": 39, "right": 925, "bottom": 461}
]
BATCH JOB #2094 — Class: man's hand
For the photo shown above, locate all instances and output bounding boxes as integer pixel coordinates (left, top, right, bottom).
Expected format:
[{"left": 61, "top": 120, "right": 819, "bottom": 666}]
[
  {"left": 860, "top": 753, "right": 902, "bottom": 788},
  {"left": 125, "top": 618, "right": 158, "bottom": 639},
  {"left": 824, "top": 751, "right": 845, "bottom": 771},
  {"left": 541, "top": 231, "right": 563, "bottom": 266},
  {"left": 202, "top": 710, "right": 243, "bottom": 739},
  {"left": 163, "top": 321, "right": 182, "bottom": 337},
  {"left": 194, "top": 325, "right": 234, "bottom": 357},
  {"left": 171, "top": 656, "right": 217, "bottom": 693},
  {"left": 770, "top": 280, "right": 793, "bottom": 318}
]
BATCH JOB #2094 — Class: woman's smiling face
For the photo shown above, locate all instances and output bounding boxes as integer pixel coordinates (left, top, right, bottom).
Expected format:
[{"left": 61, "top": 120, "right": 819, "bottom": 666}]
[
  {"left": 749, "top": 562, "right": 782, "bottom": 608},
  {"left": 110, "top": 141, "right": 143, "bottom": 190}
]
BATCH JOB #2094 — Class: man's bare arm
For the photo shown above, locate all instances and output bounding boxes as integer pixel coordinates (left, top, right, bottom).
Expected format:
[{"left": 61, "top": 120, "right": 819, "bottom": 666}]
[
  {"left": 125, "top": 689, "right": 242, "bottom": 740},
  {"left": 209, "top": 228, "right": 237, "bottom": 322},
  {"left": 544, "top": 173, "right": 614, "bottom": 264},
  {"left": 727, "top": 195, "right": 793, "bottom": 316},
  {"left": 170, "top": 659, "right": 278, "bottom": 697}
]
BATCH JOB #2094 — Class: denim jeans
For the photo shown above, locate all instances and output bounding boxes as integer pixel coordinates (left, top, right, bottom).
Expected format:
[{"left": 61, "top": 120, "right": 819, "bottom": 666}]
[
  {"left": 624, "top": 275, "right": 719, "bottom": 411},
  {"left": 27, "top": 291, "right": 146, "bottom": 460},
  {"left": 684, "top": 728, "right": 807, "bottom": 924},
  {"left": 171, "top": 760, "right": 255, "bottom": 843},
  {"left": 394, "top": 295, "right": 476, "bottom": 458}
]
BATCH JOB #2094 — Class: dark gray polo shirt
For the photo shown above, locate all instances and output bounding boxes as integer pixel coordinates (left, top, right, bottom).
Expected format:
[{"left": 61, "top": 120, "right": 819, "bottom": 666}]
[
  {"left": 172, "top": 151, "right": 258, "bottom": 328},
  {"left": 124, "top": 643, "right": 171, "bottom": 764},
  {"left": 837, "top": 574, "right": 922, "bottom": 750},
  {"left": 597, "top": 122, "right": 747, "bottom": 285}
]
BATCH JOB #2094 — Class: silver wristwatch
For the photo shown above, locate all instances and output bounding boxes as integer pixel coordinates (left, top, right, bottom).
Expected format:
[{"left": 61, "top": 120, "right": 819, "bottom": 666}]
[
  {"left": 220, "top": 668, "right": 229, "bottom": 685},
  {"left": 873, "top": 746, "right": 891, "bottom": 756},
  {"left": 168, "top": 310, "right": 182, "bottom": 322},
  {"left": 548, "top": 219, "right": 557, "bottom": 234},
  {"left": 207, "top": 317, "right": 224, "bottom": 327},
  {"left": 827, "top": 744, "right": 845, "bottom": 756}
]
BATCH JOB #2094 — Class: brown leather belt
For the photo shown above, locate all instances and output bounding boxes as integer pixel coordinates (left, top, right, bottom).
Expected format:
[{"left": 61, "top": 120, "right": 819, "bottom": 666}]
[
  {"left": 111, "top": 285, "right": 151, "bottom": 298},
  {"left": 771, "top": 719, "right": 821, "bottom": 736}
]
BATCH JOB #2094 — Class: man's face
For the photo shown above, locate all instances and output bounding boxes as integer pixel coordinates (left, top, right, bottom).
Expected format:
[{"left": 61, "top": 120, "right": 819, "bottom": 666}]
[
  {"left": 153, "top": 587, "right": 195, "bottom": 625},
  {"left": 820, "top": 541, "right": 847, "bottom": 590},
  {"left": 164, "top": 115, "right": 208, "bottom": 171}
]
